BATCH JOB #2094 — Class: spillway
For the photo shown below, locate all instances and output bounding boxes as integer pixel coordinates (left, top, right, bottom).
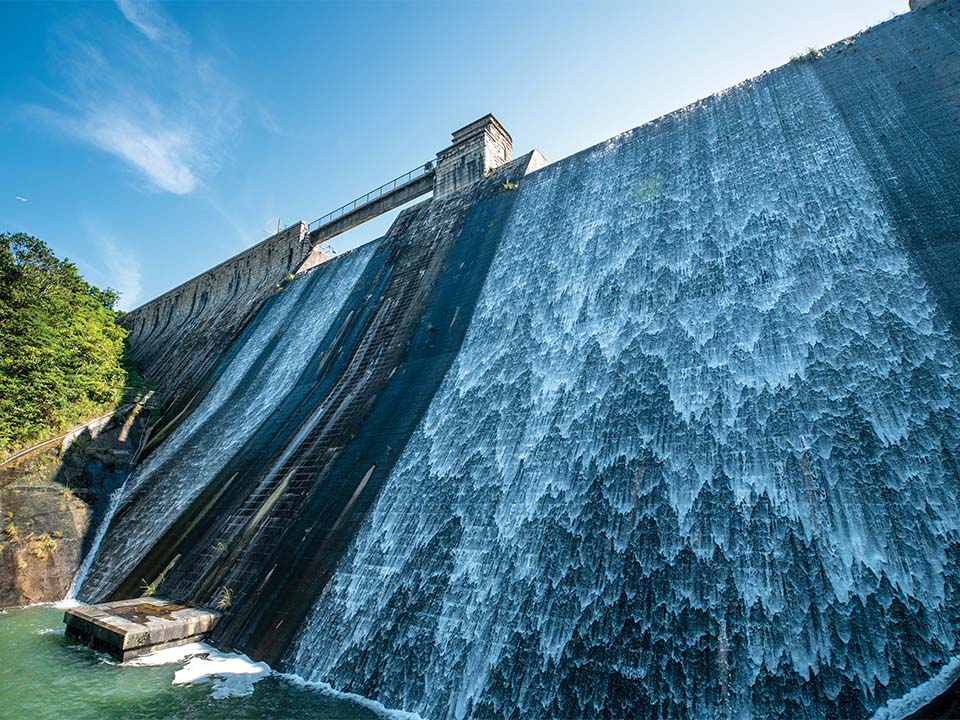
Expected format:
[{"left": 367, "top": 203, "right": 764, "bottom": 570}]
[
  {"left": 291, "top": 8, "right": 960, "bottom": 720},
  {"left": 77, "top": 241, "right": 378, "bottom": 600},
  {"left": 77, "top": 4, "right": 960, "bottom": 718}
]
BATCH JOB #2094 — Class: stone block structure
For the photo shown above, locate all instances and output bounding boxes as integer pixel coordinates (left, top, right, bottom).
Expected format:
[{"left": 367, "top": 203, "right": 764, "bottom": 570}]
[
  {"left": 434, "top": 114, "right": 513, "bottom": 199},
  {"left": 64, "top": 597, "right": 220, "bottom": 661},
  {"left": 120, "top": 221, "right": 311, "bottom": 411}
]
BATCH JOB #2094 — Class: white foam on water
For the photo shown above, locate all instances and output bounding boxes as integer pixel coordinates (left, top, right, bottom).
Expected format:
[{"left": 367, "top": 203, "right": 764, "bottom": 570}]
[
  {"left": 127, "top": 640, "right": 419, "bottom": 712},
  {"left": 125, "top": 641, "right": 209, "bottom": 667},
  {"left": 127, "top": 641, "right": 270, "bottom": 699},
  {"left": 870, "top": 656, "right": 960, "bottom": 720},
  {"left": 35, "top": 627, "right": 64, "bottom": 636},
  {"left": 173, "top": 648, "right": 271, "bottom": 699},
  {"left": 3, "top": 600, "right": 60, "bottom": 611},
  {"left": 278, "top": 672, "right": 424, "bottom": 720}
]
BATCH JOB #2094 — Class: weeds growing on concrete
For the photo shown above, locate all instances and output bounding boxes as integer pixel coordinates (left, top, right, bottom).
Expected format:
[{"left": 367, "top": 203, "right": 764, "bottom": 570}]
[
  {"left": 29, "top": 533, "right": 58, "bottom": 560},
  {"left": 140, "top": 562, "right": 173, "bottom": 597},
  {"left": 215, "top": 586, "right": 233, "bottom": 610},
  {"left": 3, "top": 513, "right": 21, "bottom": 544},
  {"left": 790, "top": 47, "right": 824, "bottom": 63}
]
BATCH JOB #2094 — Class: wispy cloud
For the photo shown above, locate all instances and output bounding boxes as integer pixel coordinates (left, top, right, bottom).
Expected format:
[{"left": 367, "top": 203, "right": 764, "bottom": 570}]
[
  {"left": 99, "top": 236, "right": 143, "bottom": 311},
  {"left": 89, "top": 117, "right": 198, "bottom": 194},
  {"left": 115, "top": 0, "right": 188, "bottom": 47},
  {"left": 79, "top": 219, "right": 144, "bottom": 311},
  {"left": 29, "top": 1, "right": 239, "bottom": 195}
]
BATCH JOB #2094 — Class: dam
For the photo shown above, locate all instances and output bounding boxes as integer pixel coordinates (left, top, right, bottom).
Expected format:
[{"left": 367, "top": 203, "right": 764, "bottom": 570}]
[{"left": 68, "top": 1, "right": 960, "bottom": 718}]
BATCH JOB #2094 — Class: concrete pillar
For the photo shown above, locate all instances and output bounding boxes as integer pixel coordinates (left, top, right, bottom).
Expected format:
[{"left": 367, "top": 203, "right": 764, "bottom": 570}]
[{"left": 434, "top": 114, "right": 513, "bottom": 199}]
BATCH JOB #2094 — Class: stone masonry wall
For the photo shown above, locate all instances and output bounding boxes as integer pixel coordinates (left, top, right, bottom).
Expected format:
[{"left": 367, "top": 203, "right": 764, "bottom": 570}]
[
  {"left": 121, "top": 221, "right": 312, "bottom": 410},
  {"left": 434, "top": 115, "right": 513, "bottom": 199}
]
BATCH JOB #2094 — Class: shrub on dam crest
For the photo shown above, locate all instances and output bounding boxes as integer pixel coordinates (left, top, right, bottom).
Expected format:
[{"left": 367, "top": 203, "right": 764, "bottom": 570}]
[{"left": 0, "top": 232, "right": 128, "bottom": 456}]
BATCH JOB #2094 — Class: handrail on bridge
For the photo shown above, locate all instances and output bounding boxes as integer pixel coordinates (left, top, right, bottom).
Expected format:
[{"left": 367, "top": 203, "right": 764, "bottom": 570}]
[{"left": 307, "top": 160, "right": 435, "bottom": 235}]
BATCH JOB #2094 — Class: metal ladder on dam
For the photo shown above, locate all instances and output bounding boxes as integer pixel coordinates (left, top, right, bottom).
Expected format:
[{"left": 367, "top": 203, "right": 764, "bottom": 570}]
[{"left": 306, "top": 161, "right": 435, "bottom": 245}]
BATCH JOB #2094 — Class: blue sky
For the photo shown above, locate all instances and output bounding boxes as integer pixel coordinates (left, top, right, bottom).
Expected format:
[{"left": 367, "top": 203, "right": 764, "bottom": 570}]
[{"left": 1, "top": 0, "right": 907, "bottom": 310}]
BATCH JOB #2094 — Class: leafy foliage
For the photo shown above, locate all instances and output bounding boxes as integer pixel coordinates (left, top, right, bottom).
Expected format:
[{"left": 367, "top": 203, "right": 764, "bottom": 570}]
[{"left": 0, "top": 233, "right": 128, "bottom": 455}]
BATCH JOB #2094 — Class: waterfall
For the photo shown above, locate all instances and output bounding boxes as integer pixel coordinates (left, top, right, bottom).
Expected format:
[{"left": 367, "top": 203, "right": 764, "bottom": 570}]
[
  {"left": 66, "top": 7, "right": 960, "bottom": 718},
  {"left": 65, "top": 480, "right": 126, "bottom": 600},
  {"left": 290, "top": 60, "right": 960, "bottom": 719},
  {"left": 76, "top": 241, "right": 378, "bottom": 601}
]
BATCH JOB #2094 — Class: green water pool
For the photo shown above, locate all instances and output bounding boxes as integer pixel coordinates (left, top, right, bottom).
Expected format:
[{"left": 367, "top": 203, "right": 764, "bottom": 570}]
[{"left": 0, "top": 605, "right": 382, "bottom": 720}]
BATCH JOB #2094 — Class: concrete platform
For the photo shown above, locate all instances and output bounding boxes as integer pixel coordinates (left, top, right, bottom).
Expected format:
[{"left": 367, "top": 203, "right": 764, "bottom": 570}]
[{"left": 63, "top": 597, "right": 220, "bottom": 661}]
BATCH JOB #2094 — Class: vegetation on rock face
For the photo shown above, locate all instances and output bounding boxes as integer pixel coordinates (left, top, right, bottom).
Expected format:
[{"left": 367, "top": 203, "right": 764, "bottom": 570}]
[
  {"left": 215, "top": 585, "right": 234, "bottom": 610},
  {"left": 0, "top": 233, "right": 128, "bottom": 456}
]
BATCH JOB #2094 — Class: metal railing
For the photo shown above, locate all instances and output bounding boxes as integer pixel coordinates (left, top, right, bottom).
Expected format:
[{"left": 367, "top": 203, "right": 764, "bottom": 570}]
[{"left": 307, "top": 160, "right": 435, "bottom": 234}]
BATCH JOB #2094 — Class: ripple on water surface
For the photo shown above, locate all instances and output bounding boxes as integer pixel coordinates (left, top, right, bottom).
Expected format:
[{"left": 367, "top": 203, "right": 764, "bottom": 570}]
[{"left": 0, "top": 605, "right": 382, "bottom": 720}]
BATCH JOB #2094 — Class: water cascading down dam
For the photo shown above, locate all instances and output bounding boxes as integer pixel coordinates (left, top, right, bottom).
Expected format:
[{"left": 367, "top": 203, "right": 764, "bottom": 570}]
[{"left": 71, "top": 2, "right": 960, "bottom": 717}]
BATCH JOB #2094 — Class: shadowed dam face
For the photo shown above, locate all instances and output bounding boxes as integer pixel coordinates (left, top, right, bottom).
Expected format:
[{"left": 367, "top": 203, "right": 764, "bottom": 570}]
[
  {"left": 81, "top": 4, "right": 960, "bottom": 719},
  {"left": 77, "top": 155, "right": 539, "bottom": 658},
  {"left": 76, "top": 239, "right": 380, "bottom": 602}
]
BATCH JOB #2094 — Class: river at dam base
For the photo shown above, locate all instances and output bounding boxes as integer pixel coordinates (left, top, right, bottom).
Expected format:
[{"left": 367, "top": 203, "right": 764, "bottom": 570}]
[
  {"left": 3, "top": 603, "right": 958, "bottom": 720},
  {"left": 0, "top": 605, "right": 415, "bottom": 720}
]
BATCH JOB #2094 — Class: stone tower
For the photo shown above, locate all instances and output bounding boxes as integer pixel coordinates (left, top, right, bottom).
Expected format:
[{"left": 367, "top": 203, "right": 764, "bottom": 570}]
[{"left": 433, "top": 114, "right": 513, "bottom": 199}]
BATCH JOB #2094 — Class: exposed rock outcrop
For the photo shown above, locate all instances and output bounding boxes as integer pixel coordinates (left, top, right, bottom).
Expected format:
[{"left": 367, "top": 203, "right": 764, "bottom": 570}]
[{"left": 0, "top": 403, "right": 150, "bottom": 606}]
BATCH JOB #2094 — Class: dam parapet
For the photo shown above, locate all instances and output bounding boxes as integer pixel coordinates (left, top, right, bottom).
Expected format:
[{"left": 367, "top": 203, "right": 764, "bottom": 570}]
[{"left": 120, "top": 220, "right": 311, "bottom": 413}]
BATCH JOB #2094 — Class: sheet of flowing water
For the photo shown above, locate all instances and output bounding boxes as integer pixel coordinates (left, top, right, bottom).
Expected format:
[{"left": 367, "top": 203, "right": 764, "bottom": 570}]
[
  {"left": 76, "top": 242, "right": 378, "bottom": 600},
  {"left": 0, "top": 605, "right": 383, "bottom": 720},
  {"left": 292, "top": 63, "right": 960, "bottom": 718}
]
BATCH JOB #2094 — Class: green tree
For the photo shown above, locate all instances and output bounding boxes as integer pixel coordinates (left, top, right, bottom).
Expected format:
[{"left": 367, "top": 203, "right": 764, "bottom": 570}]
[{"left": 0, "top": 233, "right": 128, "bottom": 455}]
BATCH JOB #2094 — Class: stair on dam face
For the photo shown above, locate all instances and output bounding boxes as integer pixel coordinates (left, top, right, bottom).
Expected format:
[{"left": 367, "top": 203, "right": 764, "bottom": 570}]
[{"left": 63, "top": 598, "right": 219, "bottom": 661}]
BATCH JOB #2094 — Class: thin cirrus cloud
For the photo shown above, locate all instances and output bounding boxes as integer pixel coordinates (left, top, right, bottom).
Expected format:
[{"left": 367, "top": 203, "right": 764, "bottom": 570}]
[
  {"left": 29, "top": 0, "right": 239, "bottom": 195},
  {"left": 98, "top": 236, "right": 143, "bottom": 311},
  {"left": 114, "top": 0, "right": 188, "bottom": 48},
  {"left": 78, "top": 218, "right": 144, "bottom": 311}
]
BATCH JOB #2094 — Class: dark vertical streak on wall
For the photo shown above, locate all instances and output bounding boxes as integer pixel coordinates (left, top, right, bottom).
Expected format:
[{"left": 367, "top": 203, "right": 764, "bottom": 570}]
[
  {"left": 216, "top": 160, "right": 523, "bottom": 662},
  {"left": 230, "top": 165, "right": 531, "bottom": 664},
  {"left": 813, "top": 3, "right": 960, "bottom": 329}
]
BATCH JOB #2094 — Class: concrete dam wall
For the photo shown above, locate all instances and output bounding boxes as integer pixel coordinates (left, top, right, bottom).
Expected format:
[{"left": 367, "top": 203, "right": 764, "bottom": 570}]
[
  {"left": 119, "top": 220, "right": 316, "bottom": 412},
  {"left": 80, "top": 3, "right": 960, "bottom": 718}
]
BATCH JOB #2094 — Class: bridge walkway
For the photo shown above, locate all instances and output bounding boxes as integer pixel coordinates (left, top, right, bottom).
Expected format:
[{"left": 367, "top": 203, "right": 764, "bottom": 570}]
[{"left": 307, "top": 162, "right": 435, "bottom": 245}]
